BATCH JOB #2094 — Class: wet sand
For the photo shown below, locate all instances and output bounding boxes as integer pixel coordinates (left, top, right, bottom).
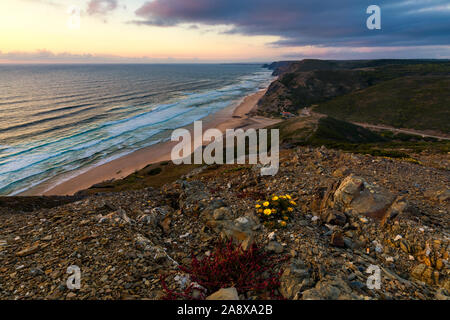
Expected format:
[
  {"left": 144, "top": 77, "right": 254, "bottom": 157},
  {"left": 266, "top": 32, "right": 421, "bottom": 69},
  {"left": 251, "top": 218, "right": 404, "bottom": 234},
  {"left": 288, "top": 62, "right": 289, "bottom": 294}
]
[{"left": 24, "top": 89, "right": 280, "bottom": 196}]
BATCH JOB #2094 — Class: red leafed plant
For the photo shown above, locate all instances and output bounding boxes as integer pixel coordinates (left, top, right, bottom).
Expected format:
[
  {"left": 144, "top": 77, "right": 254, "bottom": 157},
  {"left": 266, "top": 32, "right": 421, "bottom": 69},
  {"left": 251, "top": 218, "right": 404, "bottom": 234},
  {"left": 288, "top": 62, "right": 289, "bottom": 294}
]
[{"left": 161, "top": 241, "right": 285, "bottom": 300}]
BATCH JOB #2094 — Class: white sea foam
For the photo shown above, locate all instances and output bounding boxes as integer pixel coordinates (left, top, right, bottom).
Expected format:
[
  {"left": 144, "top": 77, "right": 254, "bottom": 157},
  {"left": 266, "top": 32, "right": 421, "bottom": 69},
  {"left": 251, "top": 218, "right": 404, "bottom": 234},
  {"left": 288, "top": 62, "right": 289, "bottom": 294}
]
[{"left": 0, "top": 65, "right": 273, "bottom": 195}]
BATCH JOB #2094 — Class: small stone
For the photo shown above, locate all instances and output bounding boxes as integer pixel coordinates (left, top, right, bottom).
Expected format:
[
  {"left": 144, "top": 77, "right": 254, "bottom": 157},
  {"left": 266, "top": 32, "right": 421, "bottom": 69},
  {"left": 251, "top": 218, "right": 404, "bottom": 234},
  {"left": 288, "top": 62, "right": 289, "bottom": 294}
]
[
  {"left": 30, "top": 268, "right": 44, "bottom": 276},
  {"left": 400, "top": 240, "right": 411, "bottom": 253},
  {"left": 350, "top": 281, "right": 365, "bottom": 290},
  {"left": 16, "top": 243, "right": 40, "bottom": 257},
  {"left": 330, "top": 232, "right": 345, "bottom": 248},
  {"left": 343, "top": 238, "right": 355, "bottom": 249},
  {"left": 213, "top": 207, "right": 230, "bottom": 220},
  {"left": 266, "top": 241, "right": 284, "bottom": 254}
]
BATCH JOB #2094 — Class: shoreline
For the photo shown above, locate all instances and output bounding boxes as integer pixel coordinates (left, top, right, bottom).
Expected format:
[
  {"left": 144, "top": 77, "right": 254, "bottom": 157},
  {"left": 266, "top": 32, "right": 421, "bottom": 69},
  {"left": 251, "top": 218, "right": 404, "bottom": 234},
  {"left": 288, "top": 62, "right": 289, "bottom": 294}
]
[{"left": 23, "top": 88, "right": 280, "bottom": 196}]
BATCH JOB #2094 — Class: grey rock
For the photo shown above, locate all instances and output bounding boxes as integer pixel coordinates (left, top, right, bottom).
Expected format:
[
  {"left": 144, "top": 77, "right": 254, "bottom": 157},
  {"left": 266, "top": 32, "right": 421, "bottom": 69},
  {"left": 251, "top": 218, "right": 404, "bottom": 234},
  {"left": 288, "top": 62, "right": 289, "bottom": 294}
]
[
  {"left": 302, "top": 276, "right": 362, "bottom": 300},
  {"left": 266, "top": 241, "right": 284, "bottom": 254},
  {"left": 333, "top": 175, "right": 396, "bottom": 219},
  {"left": 279, "top": 259, "right": 311, "bottom": 300}
]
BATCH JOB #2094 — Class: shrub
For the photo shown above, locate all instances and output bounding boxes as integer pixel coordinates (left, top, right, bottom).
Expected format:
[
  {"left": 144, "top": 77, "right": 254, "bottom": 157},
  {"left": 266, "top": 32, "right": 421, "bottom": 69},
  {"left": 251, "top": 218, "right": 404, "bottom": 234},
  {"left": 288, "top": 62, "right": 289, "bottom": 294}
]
[
  {"left": 255, "top": 194, "right": 297, "bottom": 228},
  {"left": 161, "top": 241, "right": 285, "bottom": 300},
  {"left": 147, "top": 167, "right": 162, "bottom": 176}
]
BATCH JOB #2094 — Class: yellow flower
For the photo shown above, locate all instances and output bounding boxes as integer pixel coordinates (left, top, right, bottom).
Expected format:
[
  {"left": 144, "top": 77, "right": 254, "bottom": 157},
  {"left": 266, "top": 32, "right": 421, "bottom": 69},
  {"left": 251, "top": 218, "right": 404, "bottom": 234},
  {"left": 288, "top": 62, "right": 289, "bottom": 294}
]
[
  {"left": 290, "top": 200, "right": 297, "bottom": 205},
  {"left": 272, "top": 196, "right": 279, "bottom": 201},
  {"left": 263, "top": 201, "right": 270, "bottom": 207},
  {"left": 255, "top": 204, "right": 261, "bottom": 209},
  {"left": 286, "top": 195, "right": 292, "bottom": 200},
  {"left": 288, "top": 207, "right": 294, "bottom": 212},
  {"left": 283, "top": 216, "right": 289, "bottom": 221},
  {"left": 264, "top": 209, "right": 272, "bottom": 216},
  {"left": 258, "top": 209, "right": 263, "bottom": 213},
  {"left": 271, "top": 208, "right": 277, "bottom": 214},
  {"left": 280, "top": 221, "right": 287, "bottom": 227},
  {"left": 280, "top": 195, "right": 286, "bottom": 199}
]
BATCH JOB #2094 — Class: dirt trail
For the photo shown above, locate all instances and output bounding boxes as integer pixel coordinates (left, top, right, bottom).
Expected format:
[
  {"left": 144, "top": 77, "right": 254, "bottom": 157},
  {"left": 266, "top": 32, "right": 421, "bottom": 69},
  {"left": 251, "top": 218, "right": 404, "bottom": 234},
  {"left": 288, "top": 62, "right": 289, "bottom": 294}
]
[
  {"left": 352, "top": 122, "right": 450, "bottom": 141},
  {"left": 304, "top": 107, "right": 450, "bottom": 141}
]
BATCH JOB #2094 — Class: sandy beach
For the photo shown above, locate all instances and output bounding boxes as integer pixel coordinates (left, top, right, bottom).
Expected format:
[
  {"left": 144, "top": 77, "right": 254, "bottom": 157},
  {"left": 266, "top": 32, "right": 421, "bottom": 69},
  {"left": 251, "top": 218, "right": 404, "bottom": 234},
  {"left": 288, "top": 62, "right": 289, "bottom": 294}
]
[{"left": 24, "top": 89, "right": 280, "bottom": 196}]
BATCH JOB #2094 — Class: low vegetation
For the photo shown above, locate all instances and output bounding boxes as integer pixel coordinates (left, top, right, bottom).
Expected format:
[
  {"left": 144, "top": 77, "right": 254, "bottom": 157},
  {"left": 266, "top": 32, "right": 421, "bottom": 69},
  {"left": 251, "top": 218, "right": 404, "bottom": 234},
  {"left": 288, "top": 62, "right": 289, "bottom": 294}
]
[{"left": 161, "top": 241, "right": 284, "bottom": 300}]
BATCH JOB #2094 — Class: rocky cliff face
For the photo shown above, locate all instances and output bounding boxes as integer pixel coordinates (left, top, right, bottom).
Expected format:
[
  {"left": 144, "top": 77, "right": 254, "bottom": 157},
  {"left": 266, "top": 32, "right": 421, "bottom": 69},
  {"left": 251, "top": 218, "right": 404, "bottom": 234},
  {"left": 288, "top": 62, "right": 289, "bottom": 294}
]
[{"left": 257, "top": 69, "right": 370, "bottom": 116}]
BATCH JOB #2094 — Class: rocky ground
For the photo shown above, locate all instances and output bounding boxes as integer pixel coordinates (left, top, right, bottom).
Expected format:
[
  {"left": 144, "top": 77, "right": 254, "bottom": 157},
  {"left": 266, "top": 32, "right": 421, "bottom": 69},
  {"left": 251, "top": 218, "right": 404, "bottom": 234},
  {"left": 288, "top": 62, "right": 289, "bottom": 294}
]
[{"left": 0, "top": 146, "right": 448, "bottom": 300}]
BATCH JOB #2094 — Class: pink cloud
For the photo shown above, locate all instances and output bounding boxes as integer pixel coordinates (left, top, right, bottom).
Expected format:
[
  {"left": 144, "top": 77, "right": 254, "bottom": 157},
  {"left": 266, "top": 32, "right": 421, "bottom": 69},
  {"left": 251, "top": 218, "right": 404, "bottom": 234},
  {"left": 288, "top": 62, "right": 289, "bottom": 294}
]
[{"left": 87, "top": 0, "right": 118, "bottom": 15}]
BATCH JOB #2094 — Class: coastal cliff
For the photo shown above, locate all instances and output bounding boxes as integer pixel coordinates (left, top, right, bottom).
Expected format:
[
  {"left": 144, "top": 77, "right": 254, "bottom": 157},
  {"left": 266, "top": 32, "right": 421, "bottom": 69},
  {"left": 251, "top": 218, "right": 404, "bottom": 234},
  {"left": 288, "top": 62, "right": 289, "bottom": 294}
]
[{"left": 259, "top": 59, "right": 450, "bottom": 134}]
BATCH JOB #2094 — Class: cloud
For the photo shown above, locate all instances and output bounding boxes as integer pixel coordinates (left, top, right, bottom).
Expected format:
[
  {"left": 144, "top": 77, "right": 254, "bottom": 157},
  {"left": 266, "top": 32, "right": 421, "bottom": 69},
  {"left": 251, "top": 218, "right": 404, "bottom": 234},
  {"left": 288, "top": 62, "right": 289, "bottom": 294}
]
[
  {"left": 87, "top": 0, "right": 118, "bottom": 15},
  {"left": 133, "top": 0, "right": 450, "bottom": 48},
  {"left": 0, "top": 50, "right": 210, "bottom": 64},
  {"left": 19, "top": 0, "right": 63, "bottom": 8},
  {"left": 281, "top": 45, "right": 450, "bottom": 60}
]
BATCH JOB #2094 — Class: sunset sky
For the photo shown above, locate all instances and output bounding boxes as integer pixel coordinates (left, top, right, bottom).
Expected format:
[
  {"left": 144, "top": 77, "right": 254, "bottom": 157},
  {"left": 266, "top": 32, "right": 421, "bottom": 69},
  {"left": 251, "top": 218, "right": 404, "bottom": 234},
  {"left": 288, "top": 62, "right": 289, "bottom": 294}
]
[{"left": 1, "top": 0, "right": 449, "bottom": 63}]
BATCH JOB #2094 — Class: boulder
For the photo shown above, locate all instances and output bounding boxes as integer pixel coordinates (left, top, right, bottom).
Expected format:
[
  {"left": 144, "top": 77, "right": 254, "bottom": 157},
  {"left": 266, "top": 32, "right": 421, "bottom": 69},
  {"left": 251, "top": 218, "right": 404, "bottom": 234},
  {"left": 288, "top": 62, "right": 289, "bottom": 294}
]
[
  {"left": 206, "top": 287, "right": 239, "bottom": 300},
  {"left": 332, "top": 175, "right": 396, "bottom": 220},
  {"left": 220, "top": 225, "right": 255, "bottom": 251},
  {"left": 218, "top": 216, "right": 259, "bottom": 251},
  {"left": 302, "top": 276, "right": 361, "bottom": 300},
  {"left": 279, "top": 259, "right": 312, "bottom": 299}
]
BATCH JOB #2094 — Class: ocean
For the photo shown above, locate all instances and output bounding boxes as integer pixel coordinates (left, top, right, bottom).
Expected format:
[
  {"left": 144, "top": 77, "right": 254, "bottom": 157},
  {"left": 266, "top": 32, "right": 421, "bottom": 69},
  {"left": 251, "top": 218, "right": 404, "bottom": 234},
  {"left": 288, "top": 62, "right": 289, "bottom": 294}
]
[{"left": 0, "top": 64, "right": 273, "bottom": 195}]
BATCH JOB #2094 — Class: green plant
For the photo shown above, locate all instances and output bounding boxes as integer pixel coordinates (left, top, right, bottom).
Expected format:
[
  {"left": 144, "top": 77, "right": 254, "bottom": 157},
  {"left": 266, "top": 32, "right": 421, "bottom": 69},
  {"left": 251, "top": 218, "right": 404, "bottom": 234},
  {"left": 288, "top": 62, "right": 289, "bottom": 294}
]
[{"left": 147, "top": 167, "right": 162, "bottom": 176}]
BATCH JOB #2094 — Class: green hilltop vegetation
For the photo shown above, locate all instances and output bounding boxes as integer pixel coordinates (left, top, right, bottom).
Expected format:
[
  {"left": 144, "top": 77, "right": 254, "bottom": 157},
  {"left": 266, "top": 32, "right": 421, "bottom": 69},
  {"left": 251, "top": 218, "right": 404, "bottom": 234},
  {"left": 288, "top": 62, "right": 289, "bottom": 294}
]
[
  {"left": 271, "top": 115, "right": 449, "bottom": 159},
  {"left": 259, "top": 59, "right": 450, "bottom": 134},
  {"left": 314, "top": 76, "right": 450, "bottom": 133}
]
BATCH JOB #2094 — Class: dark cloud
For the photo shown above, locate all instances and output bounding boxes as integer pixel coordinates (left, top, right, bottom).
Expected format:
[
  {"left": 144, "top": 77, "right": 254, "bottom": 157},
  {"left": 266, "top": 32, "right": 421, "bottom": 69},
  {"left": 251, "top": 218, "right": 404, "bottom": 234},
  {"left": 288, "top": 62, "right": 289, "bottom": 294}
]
[
  {"left": 281, "top": 46, "right": 450, "bottom": 60},
  {"left": 134, "top": 0, "right": 450, "bottom": 48},
  {"left": 87, "top": 0, "right": 118, "bottom": 15}
]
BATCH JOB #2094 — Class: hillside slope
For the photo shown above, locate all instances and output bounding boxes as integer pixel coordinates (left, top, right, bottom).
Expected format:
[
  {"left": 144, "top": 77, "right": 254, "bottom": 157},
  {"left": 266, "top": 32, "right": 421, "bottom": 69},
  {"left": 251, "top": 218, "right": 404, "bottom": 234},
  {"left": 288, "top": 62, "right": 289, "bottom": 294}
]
[
  {"left": 314, "top": 76, "right": 450, "bottom": 133},
  {"left": 1, "top": 146, "right": 448, "bottom": 300},
  {"left": 258, "top": 59, "right": 450, "bottom": 134}
]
